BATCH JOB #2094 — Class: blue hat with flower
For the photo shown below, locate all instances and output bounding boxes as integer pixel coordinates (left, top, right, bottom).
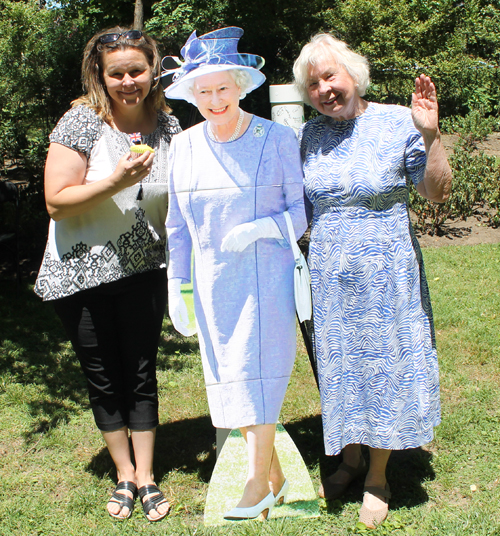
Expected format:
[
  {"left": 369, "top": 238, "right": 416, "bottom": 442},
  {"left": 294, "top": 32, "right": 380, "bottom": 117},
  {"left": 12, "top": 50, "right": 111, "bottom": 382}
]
[{"left": 161, "top": 27, "right": 266, "bottom": 105}]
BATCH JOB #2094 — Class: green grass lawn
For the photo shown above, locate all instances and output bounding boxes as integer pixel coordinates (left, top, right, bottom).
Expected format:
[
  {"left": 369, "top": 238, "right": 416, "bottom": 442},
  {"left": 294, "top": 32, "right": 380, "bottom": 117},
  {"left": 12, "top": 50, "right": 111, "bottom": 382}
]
[{"left": 0, "top": 243, "right": 499, "bottom": 535}]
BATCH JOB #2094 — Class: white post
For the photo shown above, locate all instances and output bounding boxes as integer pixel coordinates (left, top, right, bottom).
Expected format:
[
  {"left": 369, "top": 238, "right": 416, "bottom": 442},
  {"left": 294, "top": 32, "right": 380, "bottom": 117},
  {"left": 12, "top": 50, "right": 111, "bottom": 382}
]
[{"left": 269, "top": 84, "right": 304, "bottom": 133}]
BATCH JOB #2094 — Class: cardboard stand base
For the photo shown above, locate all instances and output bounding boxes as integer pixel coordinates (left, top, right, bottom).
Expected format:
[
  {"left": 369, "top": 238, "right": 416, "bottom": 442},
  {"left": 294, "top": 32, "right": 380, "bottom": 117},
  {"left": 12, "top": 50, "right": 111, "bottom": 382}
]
[{"left": 204, "top": 423, "right": 319, "bottom": 526}]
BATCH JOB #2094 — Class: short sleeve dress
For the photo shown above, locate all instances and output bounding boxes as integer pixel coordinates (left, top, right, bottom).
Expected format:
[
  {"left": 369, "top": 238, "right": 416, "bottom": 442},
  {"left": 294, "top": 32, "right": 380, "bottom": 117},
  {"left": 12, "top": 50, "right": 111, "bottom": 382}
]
[
  {"left": 167, "top": 116, "right": 307, "bottom": 430},
  {"left": 300, "top": 102, "right": 441, "bottom": 456}
]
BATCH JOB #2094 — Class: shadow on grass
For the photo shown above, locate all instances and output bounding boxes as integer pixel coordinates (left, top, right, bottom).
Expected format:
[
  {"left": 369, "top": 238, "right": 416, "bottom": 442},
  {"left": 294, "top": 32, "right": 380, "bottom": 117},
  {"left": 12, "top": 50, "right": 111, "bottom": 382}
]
[
  {"left": 0, "top": 279, "right": 89, "bottom": 441},
  {"left": 0, "top": 279, "right": 199, "bottom": 445},
  {"left": 3, "top": 278, "right": 436, "bottom": 513},
  {"left": 157, "top": 330, "right": 200, "bottom": 372},
  {"left": 85, "top": 415, "right": 433, "bottom": 517},
  {"left": 285, "top": 416, "right": 435, "bottom": 511},
  {"left": 316, "top": 446, "right": 435, "bottom": 511},
  {"left": 88, "top": 416, "right": 321, "bottom": 489},
  {"left": 87, "top": 415, "right": 217, "bottom": 485}
]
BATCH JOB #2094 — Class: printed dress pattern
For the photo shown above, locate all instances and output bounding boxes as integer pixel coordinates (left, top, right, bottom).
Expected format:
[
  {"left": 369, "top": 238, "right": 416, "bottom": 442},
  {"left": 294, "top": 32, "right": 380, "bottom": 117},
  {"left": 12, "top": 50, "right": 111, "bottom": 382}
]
[
  {"left": 34, "top": 106, "right": 181, "bottom": 301},
  {"left": 301, "top": 103, "right": 441, "bottom": 456}
]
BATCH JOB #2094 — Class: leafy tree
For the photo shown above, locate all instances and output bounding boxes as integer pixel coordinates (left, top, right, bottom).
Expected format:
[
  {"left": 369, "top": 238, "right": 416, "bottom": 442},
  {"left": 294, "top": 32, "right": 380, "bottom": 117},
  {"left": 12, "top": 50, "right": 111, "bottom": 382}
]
[
  {"left": 0, "top": 0, "right": 90, "bottom": 253},
  {"left": 146, "top": 0, "right": 328, "bottom": 124},
  {"left": 146, "top": 0, "right": 500, "bottom": 121},
  {"left": 50, "top": 0, "right": 137, "bottom": 28},
  {"left": 1, "top": 0, "right": 500, "bottom": 257},
  {"left": 325, "top": 0, "right": 500, "bottom": 117},
  {"left": 0, "top": 0, "right": 158, "bottom": 255}
]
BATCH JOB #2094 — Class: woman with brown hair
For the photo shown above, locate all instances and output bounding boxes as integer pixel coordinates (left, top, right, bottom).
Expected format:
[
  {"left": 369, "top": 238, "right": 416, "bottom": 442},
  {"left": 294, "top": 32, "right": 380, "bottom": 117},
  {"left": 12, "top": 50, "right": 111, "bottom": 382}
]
[{"left": 35, "top": 27, "right": 180, "bottom": 521}]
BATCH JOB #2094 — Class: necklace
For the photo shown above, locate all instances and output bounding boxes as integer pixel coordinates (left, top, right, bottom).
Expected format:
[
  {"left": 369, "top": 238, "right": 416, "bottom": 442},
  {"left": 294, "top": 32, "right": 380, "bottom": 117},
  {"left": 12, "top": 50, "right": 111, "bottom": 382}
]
[
  {"left": 207, "top": 108, "right": 244, "bottom": 143},
  {"left": 113, "top": 128, "right": 146, "bottom": 201}
]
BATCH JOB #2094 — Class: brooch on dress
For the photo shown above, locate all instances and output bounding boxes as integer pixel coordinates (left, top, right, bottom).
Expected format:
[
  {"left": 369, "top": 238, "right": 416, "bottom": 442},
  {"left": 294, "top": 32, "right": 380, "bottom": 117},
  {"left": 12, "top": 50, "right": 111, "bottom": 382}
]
[{"left": 253, "top": 124, "right": 265, "bottom": 138}]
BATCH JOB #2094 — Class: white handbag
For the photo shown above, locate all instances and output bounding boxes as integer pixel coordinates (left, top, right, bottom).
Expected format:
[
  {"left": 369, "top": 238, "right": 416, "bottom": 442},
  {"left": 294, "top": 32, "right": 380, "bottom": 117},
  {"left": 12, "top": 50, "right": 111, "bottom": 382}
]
[{"left": 283, "top": 211, "right": 312, "bottom": 323}]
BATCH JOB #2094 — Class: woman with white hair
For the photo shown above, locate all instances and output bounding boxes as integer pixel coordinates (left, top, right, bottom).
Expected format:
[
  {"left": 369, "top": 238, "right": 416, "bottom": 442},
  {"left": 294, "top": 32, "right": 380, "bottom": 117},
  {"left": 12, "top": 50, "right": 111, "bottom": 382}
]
[
  {"left": 162, "top": 27, "right": 307, "bottom": 520},
  {"left": 293, "top": 34, "right": 452, "bottom": 528}
]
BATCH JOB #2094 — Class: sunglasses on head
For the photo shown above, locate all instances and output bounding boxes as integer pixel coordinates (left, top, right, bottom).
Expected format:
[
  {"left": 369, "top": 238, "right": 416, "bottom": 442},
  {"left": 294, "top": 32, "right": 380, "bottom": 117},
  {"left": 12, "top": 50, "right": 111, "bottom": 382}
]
[{"left": 99, "top": 30, "right": 143, "bottom": 44}]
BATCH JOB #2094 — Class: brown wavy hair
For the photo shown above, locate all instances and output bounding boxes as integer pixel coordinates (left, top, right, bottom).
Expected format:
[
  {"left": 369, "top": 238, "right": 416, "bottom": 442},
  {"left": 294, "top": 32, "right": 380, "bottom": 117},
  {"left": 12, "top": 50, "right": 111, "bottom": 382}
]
[{"left": 72, "top": 26, "right": 171, "bottom": 123}]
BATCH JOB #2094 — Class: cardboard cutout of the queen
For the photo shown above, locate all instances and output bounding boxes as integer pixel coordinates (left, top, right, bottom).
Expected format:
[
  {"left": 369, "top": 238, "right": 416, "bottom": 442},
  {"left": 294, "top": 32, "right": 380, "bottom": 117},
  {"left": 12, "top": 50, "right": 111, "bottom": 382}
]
[{"left": 162, "top": 27, "right": 310, "bottom": 522}]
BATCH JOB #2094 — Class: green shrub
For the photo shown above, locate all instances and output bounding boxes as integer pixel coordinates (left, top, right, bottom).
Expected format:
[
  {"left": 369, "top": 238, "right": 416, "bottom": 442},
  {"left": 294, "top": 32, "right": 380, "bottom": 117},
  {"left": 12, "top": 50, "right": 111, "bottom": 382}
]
[
  {"left": 410, "top": 111, "right": 500, "bottom": 233},
  {"left": 0, "top": 0, "right": 136, "bottom": 259},
  {"left": 327, "top": 0, "right": 500, "bottom": 119}
]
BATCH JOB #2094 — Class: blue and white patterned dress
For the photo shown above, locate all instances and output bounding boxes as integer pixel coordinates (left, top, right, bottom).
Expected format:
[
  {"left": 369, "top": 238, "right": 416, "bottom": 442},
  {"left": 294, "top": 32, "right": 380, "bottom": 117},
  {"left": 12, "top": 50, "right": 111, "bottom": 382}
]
[{"left": 301, "top": 102, "right": 441, "bottom": 456}]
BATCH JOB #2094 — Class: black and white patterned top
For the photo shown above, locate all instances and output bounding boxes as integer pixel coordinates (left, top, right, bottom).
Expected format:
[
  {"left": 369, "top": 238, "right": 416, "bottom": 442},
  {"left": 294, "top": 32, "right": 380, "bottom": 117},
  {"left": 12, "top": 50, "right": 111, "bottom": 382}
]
[{"left": 34, "top": 105, "right": 181, "bottom": 301}]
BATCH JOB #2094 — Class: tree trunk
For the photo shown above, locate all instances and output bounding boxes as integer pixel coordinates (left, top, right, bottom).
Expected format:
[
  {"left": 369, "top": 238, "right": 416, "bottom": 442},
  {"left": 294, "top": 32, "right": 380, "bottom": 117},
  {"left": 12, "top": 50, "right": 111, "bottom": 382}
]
[{"left": 133, "top": 0, "right": 144, "bottom": 31}]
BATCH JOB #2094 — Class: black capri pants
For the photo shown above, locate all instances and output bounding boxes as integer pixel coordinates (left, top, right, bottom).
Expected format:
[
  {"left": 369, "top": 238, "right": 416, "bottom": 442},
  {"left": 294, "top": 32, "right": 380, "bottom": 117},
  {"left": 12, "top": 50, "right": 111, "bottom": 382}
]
[{"left": 53, "top": 269, "right": 167, "bottom": 432}]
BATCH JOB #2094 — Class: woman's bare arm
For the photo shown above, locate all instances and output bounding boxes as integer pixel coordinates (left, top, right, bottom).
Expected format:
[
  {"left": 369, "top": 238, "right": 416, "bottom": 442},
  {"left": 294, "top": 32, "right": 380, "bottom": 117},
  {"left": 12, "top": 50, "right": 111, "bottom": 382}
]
[
  {"left": 44, "top": 142, "right": 154, "bottom": 221},
  {"left": 411, "top": 75, "right": 452, "bottom": 203}
]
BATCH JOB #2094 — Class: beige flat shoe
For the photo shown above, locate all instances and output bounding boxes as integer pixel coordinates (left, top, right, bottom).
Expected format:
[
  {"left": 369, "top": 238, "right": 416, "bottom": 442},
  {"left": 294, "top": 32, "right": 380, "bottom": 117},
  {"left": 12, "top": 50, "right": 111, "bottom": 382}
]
[
  {"left": 358, "top": 483, "right": 391, "bottom": 529},
  {"left": 318, "top": 456, "right": 368, "bottom": 500}
]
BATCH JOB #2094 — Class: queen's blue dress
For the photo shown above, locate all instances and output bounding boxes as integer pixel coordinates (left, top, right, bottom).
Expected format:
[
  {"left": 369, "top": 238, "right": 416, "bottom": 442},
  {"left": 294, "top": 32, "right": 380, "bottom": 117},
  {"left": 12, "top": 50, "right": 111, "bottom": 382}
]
[
  {"left": 167, "top": 116, "right": 307, "bottom": 430},
  {"left": 301, "top": 103, "right": 441, "bottom": 456}
]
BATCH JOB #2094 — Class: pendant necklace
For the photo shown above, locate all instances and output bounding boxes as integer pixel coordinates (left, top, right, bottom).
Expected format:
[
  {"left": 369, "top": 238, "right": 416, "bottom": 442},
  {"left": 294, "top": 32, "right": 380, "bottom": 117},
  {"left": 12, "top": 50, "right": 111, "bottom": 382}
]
[
  {"left": 207, "top": 108, "right": 244, "bottom": 143},
  {"left": 112, "top": 120, "right": 146, "bottom": 201},
  {"left": 128, "top": 132, "right": 143, "bottom": 200}
]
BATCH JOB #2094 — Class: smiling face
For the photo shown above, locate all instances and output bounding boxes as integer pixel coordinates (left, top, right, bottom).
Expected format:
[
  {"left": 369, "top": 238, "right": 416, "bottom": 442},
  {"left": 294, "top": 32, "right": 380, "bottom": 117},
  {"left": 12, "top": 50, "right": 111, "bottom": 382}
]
[
  {"left": 102, "top": 48, "right": 152, "bottom": 112},
  {"left": 192, "top": 70, "right": 242, "bottom": 129},
  {"left": 307, "top": 53, "right": 363, "bottom": 121}
]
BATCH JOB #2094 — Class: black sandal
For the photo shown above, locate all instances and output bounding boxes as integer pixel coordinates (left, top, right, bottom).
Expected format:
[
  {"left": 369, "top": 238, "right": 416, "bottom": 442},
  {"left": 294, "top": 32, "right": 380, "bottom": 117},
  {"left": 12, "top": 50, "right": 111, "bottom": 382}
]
[
  {"left": 138, "top": 484, "right": 170, "bottom": 522},
  {"left": 108, "top": 481, "right": 137, "bottom": 520}
]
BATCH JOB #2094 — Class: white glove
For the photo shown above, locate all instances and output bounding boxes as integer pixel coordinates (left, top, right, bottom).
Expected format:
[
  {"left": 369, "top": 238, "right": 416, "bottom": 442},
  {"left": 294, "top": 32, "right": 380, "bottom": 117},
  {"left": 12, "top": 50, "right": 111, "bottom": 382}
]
[
  {"left": 168, "top": 278, "right": 196, "bottom": 336},
  {"left": 221, "top": 216, "right": 282, "bottom": 252}
]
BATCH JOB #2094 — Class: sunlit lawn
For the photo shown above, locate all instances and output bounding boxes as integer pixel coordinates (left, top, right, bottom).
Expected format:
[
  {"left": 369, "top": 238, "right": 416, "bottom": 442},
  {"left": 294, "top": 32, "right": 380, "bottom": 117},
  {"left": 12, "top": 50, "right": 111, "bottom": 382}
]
[{"left": 0, "top": 243, "right": 499, "bottom": 535}]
